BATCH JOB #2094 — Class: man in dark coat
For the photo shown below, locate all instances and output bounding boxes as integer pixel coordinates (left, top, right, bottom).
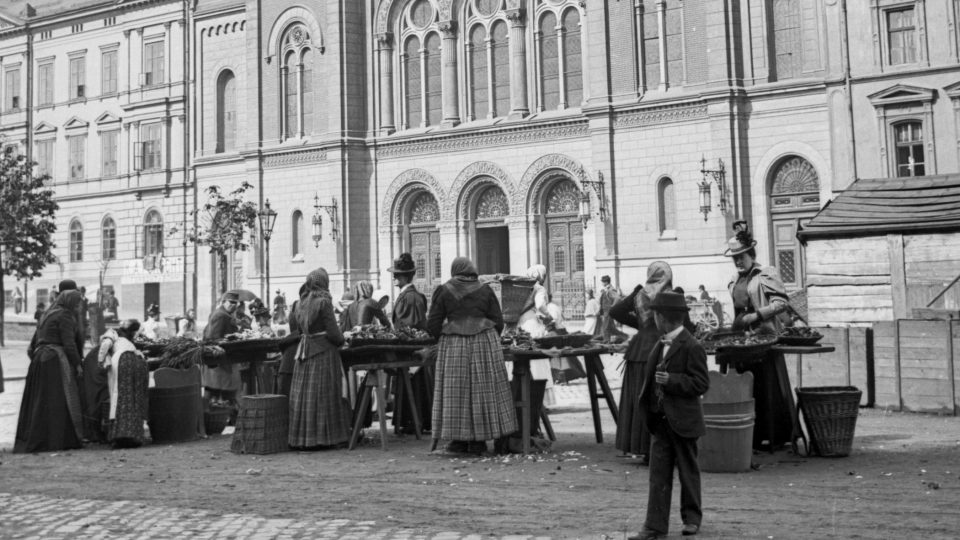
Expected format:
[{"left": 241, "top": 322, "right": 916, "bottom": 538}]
[
  {"left": 202, "top": 292, "right": 241, "bottom": 401},
  {"left": 631, "top": 291, "right": 710, "bottom": 540},
  {"left": 389, "top": 253, "right": 431, "bottom": 433}
]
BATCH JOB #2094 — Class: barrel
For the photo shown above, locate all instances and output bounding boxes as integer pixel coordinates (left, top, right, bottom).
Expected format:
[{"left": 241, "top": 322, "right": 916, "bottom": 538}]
[
  {"left": 147, "top": 385, "right": 201, "bottom": 443},
  {"left": 699, "top": 412, "right": 755, "bottom": 473}
]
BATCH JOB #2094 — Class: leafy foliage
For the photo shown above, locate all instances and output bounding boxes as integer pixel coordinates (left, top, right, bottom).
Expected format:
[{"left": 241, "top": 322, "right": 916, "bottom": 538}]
[
  {"left": 0, "top": 146, "right": 59, "bottom": 280},
  {"left": 188, "top": 182, "right": 259, "bottom": 256}
]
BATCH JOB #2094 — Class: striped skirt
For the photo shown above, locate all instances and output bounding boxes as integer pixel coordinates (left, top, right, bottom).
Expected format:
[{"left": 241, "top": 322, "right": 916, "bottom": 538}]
[
  {"left": 108, "top": 352, "right": 149, "bottom": 447},
  {"left": 288, "top": 341, "right": 352, "bottom": 447},
  {"left": 432, "top": 329, "right": 517, "bottom": 442}
]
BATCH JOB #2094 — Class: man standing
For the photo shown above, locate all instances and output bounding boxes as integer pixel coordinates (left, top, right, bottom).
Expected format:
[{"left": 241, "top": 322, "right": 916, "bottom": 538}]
[
  {"left": 599, "top": 275, "right": 627, "bottom": 342},
  {"left": 388, "top": 253, "right": 430, "bottom": 434},
  {"left": 272, "top": 289, "right": 287, "bottom": 324},
  {"left": 202, "top": 292, "right": 241, "bottom": 402},
  {"left": 631, "top": 291, "right": 710, "bottom": 540}
]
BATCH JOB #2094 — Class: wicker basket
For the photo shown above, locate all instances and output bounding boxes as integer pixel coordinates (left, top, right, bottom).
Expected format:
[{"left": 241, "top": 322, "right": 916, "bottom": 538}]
[
  {"left": 204, "top": 406, "right": 233, "bottom": 435},
  {"left": 481, "top": 275, "right": 537, "bottom": 324},
  {"left": 796, "top": 386, "right": 862, "bottom": 457},
  {"left": 231, "top": 394, "right": 289, "bottom": 454}
]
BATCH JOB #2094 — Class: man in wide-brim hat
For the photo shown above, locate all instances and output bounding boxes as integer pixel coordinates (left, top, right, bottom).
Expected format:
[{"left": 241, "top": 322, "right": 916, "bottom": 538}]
[
  {"left": 387, "top": 252, "right": 431, "bottom": 434},
  {"left": 633, "top": 291, "right": 709, "bottom": 540}
]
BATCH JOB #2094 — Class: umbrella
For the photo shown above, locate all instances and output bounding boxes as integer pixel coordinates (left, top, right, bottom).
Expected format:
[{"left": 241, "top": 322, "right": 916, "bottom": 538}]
[{"left": 225, "top": 289, "right": 259, "bottom": 302}]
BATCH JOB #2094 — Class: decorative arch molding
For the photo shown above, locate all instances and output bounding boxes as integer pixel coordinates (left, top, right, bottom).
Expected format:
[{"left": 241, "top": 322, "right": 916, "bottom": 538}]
[
  {"left": 449, "top": 161, "right": 518, "bottom": 220},
  {"left": 382, "top": 168, "right": 447, "bottom": 225},
  {"left": 377, "top": 0, "right": 470, "bottom": 35},
  {"left": 519, "top": 153, "right": 591, "bottom": 215},
  {"left": 266, "top": 6, "right": 324, "bottom": 61},
  {"left": 769, "top": 156, "right": 820, "bottom": 195},
  {"left": 753, "top": 142, "right": 829, "bottom": 202}
]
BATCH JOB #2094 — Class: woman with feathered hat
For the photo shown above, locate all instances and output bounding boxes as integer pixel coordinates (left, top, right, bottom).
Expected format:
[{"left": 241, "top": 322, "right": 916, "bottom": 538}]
[{"left": 722, "top": 221, "right": 793, "bottom": 451}]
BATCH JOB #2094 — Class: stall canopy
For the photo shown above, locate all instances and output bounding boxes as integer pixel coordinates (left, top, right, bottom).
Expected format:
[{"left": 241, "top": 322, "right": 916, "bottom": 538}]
[{"left": 797, "top": 174, "right": 960, "bottom": 241}]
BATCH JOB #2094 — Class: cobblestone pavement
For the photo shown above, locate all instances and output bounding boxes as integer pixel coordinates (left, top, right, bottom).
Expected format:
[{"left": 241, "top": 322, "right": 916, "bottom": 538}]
[{"left": 0, "top": 493, "right": 568, "bottom": 540}]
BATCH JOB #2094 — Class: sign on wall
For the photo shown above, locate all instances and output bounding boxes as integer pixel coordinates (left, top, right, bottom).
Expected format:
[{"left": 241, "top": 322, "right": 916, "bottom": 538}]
[{"left": 120, "top": 256, "right": 185, "bottom": 284}]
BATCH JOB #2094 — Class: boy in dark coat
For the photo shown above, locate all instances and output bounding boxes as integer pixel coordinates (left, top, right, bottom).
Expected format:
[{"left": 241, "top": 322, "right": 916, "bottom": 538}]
[{"left": 632, "top": 291, "right": 710, "bottom": 540}]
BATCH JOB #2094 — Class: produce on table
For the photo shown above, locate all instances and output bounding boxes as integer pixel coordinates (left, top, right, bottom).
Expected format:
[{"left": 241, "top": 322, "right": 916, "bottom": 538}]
[
  {"left": 223, "top": 329, "right": 275, "bottom": 341},
  {"left": 156, "top": 337, "right": 225, "bottom": 369},
  {"left": 780, "top": 326, "right": 822, "bottom": 338},
  {"left": 501, "top": 327, "right": 535, "bottom": 351},
  {"left": 392, "top": 326, "right": 434, "bottom": 342}
]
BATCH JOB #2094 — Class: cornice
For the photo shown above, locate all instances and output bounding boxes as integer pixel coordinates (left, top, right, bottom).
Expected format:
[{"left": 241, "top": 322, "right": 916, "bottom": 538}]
[
  {"left": 262, "top": 147, "right": 328, "bottom": 168},
  {"left": 613, "top": 101, "right": 709, "bottom": 128},
  {"left": 375, "top": 118, "right": 589, "bottom": 159}
]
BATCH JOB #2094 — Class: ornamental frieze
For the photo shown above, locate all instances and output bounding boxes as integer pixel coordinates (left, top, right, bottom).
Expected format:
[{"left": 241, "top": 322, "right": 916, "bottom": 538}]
[
  {"left": 376, "top": 120, "right": 589, "bottom": 159},
  {"left": 613, "top": 102, "right": 708, "bottom": 128},
  {"left": 263, "top": 148, "right": 328, "bottom": 168}
]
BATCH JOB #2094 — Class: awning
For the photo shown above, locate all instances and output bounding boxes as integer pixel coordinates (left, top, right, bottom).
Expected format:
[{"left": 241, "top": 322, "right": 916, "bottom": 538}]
[{"left": 797, "top": 174, "right": 960, "bottom": 240}]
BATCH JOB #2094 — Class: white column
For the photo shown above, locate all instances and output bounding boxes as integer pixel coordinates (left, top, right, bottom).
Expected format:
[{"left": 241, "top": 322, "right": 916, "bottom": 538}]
[
  {"left": 377, "top": 33, "right": 395, "bottom": 134},
  {"left": 439, "top": 21, "right": 460, "bottom": 127},
  {"left": 507, "top": 8, "right": 529, "bottom": 119},
  {"left": 657, "top": 0, "right": 668, "bottom": 90}
]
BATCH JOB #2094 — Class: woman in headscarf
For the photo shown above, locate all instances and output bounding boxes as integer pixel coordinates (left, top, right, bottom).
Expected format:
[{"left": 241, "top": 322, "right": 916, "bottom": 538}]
[
  {"left": 101, "top": 319, "right": 149, "bottom": 448},
  {"left": 288, "top": 268, "right": 353, "bottom": 448},
  {"left": 609, "top": 261, "right": 693, "bottom": 462},
  {"left": 14, "top": 289, "right": 85, "bottom": 453},
  {"left": 426, "top": 257, "right": 517, "bottom": 455},
  {"left": 515, "top": 264, "right": 556, "bottom": 403},
  {"left": 339, "top": 280, "right": 391, "bottom": 331}
]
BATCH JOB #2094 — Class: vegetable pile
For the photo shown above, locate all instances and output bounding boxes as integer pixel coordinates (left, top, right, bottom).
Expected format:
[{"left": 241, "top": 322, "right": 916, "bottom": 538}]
[{"left": 501, "top": 328, "right": 535, "bottom": 351}]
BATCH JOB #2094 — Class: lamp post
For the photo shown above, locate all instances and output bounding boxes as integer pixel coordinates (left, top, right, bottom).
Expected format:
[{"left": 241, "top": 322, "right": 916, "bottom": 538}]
[{"left": 258, "top": 199, "right": 278, "bottom": 303}]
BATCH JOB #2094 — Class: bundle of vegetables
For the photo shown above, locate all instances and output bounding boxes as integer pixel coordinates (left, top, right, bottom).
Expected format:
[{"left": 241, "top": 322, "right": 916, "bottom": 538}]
[
  {"left": 393, "top": 326, "right": 435, "bottom": 344},
  {"left": 778, "top": 326, "right": 823, "bottom": 345},
  {"left": 156, "top": 337, "right": 225, "bottom": 369},
  {"left": 133, "top": 337, "right": 169, "bottom": 357},
  {"left": 345, "top": 324, "right": 399, "bottom": 346},
  {"left": 501, "top": 327, "right": 535, "bottom": 351},
  {"left": 222, "top": 329, "right": 275, "bottom": 341}
]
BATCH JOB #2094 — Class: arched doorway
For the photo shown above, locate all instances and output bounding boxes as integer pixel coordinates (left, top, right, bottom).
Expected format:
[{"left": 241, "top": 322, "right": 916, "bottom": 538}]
[
  {"left": 768, "top": 156, "right": 821, "bottom": 289},
  {"left": 472, "top": 184, "right": 510, "bottom": 274},
  {"left": 406, "top": 191, "right": 442, "bottom": 296},
  {"left": 543, "top": 179, "right": 585, "bottom": 320}
]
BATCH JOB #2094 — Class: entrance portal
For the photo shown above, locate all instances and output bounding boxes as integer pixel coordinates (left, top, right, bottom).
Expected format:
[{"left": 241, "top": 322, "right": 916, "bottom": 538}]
[{"left": 476, "top": 226, "right": 510, "bottom": 274}]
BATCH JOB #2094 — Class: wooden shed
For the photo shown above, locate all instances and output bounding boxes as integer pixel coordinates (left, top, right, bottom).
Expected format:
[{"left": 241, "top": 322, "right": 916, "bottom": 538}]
[{"left": 797, "top": 175, "right": 960, "bottom": 326}]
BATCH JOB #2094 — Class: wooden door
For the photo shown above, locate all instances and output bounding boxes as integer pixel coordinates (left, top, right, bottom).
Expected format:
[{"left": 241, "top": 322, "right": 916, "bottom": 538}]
[
  {"left": 771, "top": 217, "right": 807, "bottom": 289},
  {"left": 546, "top": 218, "right": 585, "bottom": 321},
  {"left": 410, "top": 228, "right": 441, "bottom": 298}
]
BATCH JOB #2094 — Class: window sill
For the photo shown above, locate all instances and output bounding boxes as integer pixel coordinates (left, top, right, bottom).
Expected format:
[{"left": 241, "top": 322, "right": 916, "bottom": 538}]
[
  {"left": 658, "top": 230, "right": 678, "bottom": 241},
  {"left": 291, "top": 254, "right": 305, "bottom": 263},
  {"left": 68, "top": 97, "right": 87, "bottom": 105}
]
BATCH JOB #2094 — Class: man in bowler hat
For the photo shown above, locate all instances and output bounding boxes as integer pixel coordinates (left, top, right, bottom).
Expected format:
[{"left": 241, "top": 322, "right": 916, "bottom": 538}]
[
  {"left": 632, "top": 291, "right": 710, "bottom": 539},
  {"left": 388, "top": 253, "right": 431, "bottom": 434}
]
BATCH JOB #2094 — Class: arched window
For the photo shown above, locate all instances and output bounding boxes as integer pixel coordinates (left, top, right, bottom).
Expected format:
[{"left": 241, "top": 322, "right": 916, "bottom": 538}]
[
  {"left": 658, "top": 178, "right": 676, "bottom": 234},
  {"left": 279, "top": 24, "right": 316, "bottom": 140},
  {"left": 400, "top": 0, "right": 443, "bottom": 128},
  {"left": 537, "top": 2, "right": 584, "bottom": 111},
  {"left": 292, "top": 210, "right": 303, "bottom": 257},
  {"left": 144, "top": 210, "right": 163, "bottom": 258},
  {"left": 403, "top": 36, "right": 422, "bottom": 128},
  {"left": 424, "top": 33, "right": 442, "bottom": 126},
  {"left": 216, "top": 70, "right": 237, "bottom": 153},
  {"left": 69, "top": 219, "right": 83, "bottom": 262},
  {"left": 468, "top": 25, "right": 489, "bottom": 119},
  {"left": 101, "top": 217, "right": 116, "bottom": 261},
  {"left": 491, "top": 20, "right": 510, "bottom": 117}
]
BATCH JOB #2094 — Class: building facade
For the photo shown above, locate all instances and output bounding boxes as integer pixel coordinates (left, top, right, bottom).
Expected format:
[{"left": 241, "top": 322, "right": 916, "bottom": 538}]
[{"left": 2, "top": 0, "right": 960, "bottom": 324}]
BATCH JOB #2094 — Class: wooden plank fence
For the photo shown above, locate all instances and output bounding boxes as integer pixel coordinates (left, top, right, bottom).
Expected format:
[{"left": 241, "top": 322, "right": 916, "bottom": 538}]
[
  {"left": 872, "top": 320, "right": 960, "bottom": 414},
  {"left": 783, "top": 327, "right": 872, "bottom": 407}
]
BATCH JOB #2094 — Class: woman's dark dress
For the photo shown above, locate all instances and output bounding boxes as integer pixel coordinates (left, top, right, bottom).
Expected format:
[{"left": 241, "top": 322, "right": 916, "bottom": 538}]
[
  {"left": 15, "top": 308, "right": 84, "bottom": 453},
  {"left": 82, "top": 346, "right": 110, "bottom": 442}
]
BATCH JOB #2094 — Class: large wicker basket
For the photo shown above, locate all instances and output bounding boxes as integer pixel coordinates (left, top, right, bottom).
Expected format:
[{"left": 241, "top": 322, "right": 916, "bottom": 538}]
[
  {"left": 480, "top": 274, "right": 536, "bottom": 324},
  {"left": 796, "top": 386, "right": 862, "bottom": 457},
  {"left": 231, "top": 394, "right": 289, "bottom": 454}
]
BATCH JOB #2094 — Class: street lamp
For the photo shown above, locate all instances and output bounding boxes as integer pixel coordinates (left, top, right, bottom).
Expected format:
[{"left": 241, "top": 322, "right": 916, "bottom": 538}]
[
  {"left": 698, "top": 156, "right": 728, "bottom": 221},
  {"left": 578, "top": 171, "right": 608, "bottom": 229},
  {"left": 258, "top": 199, "right": 278, "bottom": 303},
  {"left": 311, "top": 194, "right": 339, "bottom": 246}
]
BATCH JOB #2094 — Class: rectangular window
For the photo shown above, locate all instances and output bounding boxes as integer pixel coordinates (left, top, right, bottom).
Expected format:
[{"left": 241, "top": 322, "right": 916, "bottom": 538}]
[
  {"left": 888, "top": 7, "right": 917, "bottom": 65},
  {"left": 68, "top": 135, "right": 86, "bottom": 181},
  {"left": 141, "top": 123, "right": 162, "bottom": 170},
  {"left": 69, "top": 56, "right": 85, "bottom": 99},
  {"left": 5, "top": 68, "right": 21, "bottom": 109},
  {"left": 37, "top": 63, "right": 53, "bottom": 105},
  {"left": 35, "top": 139, "right": 55, "bottom": 181},
  {"left": 143, "top": 41, "right": 164, "bottom": 86},
  {"left": 101, "top": 50, "right": 118, "bottom": 94},
  {"left": 101, "top": 130, "right": 118, "bottom": 177},
  {"left": 102, "top": 225, "right": 116, "bottom": 260},
  {"left": 894, "top": 122, "right": 925, "bottom": 177}
]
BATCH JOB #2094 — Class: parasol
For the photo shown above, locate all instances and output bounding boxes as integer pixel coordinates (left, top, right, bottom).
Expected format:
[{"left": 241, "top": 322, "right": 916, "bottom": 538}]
[{"left": 224, "top": 289, "right": 259, "bottom": 302}]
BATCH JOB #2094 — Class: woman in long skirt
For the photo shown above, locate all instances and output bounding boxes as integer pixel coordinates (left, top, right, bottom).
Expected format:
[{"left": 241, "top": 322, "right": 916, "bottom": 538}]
[
  {"left": 427, "top": 257, "right": 517, "bottom": 455},
  {"left": 102, "top": 320, "right": 149, "bottom": 448},
  {"left": 15, "top": 289, "right": 85, "bottom": 453},
  {"left": 288, "top": 268, "right": 352, "bottom": 448},
  {"left": 609, "top": 261, "right": 678, "bottom": 462}
]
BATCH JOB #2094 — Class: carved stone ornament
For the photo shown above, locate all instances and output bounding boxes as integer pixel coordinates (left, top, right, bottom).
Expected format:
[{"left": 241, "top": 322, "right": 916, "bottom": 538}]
[
  {"left": 518, "top": 153, "right": 590, "bottom": 215},
  {"left": 448, "top": 161, "right": 519, "bottom": 220},
  {"left": 263, "top": 148, "right": 328, "bottom": 168},
  {"left": 291, "top": 26, "right": 306, "bottom": 45},
  {"left": 476, "top": 186, "right": 509, "bottom": 219},
  {"left": 438, "top": 20, "right": 458, "bottom": 37},
  {"left": 382, "top": 168, "right": 447, "bottom": 225},
  {"left": 377, "top": 119, "right": 588, "bottom": 159},
  {"left": 545, "top": 180, "right": 580, "bottom": 214},
  {"left": 409, "top": 192, "right": 441, "bottom": 223},
  {"left": 614, "top": 102, "right": 709, "bottom": 128},
  {"left": 376, "top": 32, "right": 394, "bottom": 47},
  {"left": 505, "top": 8, "right": 526, "bottom": 24},
  {"left": 771, "top": 156, "right": 820, "bottom": 195}
]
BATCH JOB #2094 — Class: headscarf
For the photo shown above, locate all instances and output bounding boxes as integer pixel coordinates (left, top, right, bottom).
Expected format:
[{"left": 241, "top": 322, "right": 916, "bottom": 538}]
[
  {"left": 38, "top": 288, "right": 83, "bottom": 329},
  {"left": 444, "top": 257, "right": 483, "bottom": 300},
  {"left": 526, "top": 264, "right": 547, "bottom": 283},
  {"left": 635, "top": 261, "right": 673, "bottom": 325},
  {"left": 354, "top": 280, "right": 374, "bottom": 300},
  {"left": 298, "top": 267, "right": 333, "bottom": 329}
]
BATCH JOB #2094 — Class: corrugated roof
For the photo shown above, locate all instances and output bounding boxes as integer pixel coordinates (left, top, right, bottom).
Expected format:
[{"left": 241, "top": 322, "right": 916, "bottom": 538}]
[{"left": 797, "top": 174, "right": 960, "bottom": 240}]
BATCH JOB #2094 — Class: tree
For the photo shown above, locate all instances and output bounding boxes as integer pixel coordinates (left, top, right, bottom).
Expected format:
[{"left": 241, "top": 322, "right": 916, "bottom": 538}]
[
  {"left": 0, "top": 146, "right": 59, "bottom": 346},
  {"left": 188, "top": 182, "right": 258, "bottom": 297}
]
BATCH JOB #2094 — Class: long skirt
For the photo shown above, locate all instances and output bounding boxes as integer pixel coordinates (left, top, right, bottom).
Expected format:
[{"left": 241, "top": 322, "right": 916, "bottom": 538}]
[
  {"left": 432, "top": 329, "right": 517, "bottom": 442},
  {"left": 82, "top": 347, "right": 110, "bottom": 442},
  {"left": 108, "top": 353, "right": 149, "bottom": 447},
  {"left": 615, "top": 360, "right": 651, "bottom": 456},
  {"left": 288, "top": 344, "right": 352, "bottom": 447},
  {"left": 737, "top": 351, "right": 795, "bottom": 450},
  {"left": 14, "top": 346, "right": 83, "bottom": 453}
]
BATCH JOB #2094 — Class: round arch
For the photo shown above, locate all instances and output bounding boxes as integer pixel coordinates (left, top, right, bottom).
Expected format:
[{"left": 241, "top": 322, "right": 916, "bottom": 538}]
[
  {"left": 381, "top": 168, "right": 446, "bottom": 226},
  {"left": 519, "top": 153, "right": 591, "bottom": 215},
  {"left": 266, "top": 7, "right": 324, "bottom": 60},
  {"left": 449, "top": 160, "right": 517, "bottom": 220}
]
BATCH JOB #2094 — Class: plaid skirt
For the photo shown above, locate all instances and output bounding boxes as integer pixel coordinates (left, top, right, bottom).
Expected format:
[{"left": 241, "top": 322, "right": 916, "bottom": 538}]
[
  {"left": 432, "top": 329, "right": 517, "bottom": 441},
  {"left": 288, "top": 340, "right": 352, "bottom": 447}
]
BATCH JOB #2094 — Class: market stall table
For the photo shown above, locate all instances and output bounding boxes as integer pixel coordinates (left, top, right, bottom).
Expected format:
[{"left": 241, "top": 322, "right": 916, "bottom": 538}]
[
  {"left": 340, "top": 343, "right": 434, "bottom": 451},
  {"left": 505, "top": 346, "right": 618, "bottom": 454},
  {"left": 715, "top": 344, "right": 835, "bottom": 455}
]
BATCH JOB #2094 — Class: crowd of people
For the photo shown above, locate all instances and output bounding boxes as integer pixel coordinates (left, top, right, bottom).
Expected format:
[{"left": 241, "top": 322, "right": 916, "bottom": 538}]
[{"left": 8, "top": 220, "right": 796, "bottom": 539}]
